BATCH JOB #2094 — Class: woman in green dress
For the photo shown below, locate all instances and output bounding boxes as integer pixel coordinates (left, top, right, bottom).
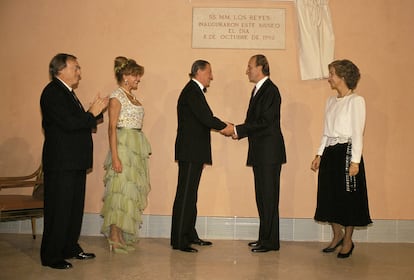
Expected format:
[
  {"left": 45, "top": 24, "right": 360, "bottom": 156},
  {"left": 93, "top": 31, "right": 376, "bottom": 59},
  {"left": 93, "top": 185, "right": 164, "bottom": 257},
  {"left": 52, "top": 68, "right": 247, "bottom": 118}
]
[{"left": 101, "top": 56, "right": 151, "bottom": 253}]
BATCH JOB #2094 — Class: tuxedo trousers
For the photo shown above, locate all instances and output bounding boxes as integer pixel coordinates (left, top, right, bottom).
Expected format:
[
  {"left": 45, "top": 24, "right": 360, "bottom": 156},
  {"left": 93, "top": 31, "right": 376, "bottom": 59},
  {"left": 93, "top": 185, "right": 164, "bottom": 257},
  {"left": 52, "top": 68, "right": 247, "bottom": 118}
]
[
  {"left": 171, "top": 161, "right": 203, "bottom": 248},
  {"left": 253, "top": 164, "right": 282, "bottom": 249},
  {"left": 41, "top": 169, "right": 86, "bottom": 265}
]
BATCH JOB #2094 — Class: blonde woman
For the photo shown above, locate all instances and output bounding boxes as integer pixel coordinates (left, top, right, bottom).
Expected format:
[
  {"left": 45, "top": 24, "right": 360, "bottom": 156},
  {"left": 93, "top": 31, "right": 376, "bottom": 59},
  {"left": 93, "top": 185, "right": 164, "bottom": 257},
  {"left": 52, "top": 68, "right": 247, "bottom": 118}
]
[{"left": 101, "top": 56, "right": 151, "bottom": 253}]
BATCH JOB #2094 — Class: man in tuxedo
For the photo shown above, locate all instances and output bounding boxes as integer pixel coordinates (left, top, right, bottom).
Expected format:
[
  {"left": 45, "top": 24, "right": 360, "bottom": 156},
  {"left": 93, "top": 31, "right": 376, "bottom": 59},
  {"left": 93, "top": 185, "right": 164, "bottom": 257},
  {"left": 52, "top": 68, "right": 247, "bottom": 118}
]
[
  {"left": 222, "top": 54, "right": 286, "bottom": 252},
  {"left": 171, "top": 60, "right": 232, "bottom": 253},
  {"left": 40, "top": 53, "right": 108, "bottom": 269}
]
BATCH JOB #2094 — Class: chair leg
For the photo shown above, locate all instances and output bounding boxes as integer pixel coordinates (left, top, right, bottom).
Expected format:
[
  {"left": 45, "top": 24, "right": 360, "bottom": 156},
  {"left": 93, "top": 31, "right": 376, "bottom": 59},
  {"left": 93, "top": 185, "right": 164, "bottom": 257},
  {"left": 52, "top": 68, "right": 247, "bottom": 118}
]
[{"left": 31, "top": 217, "right": 36, "bottom": 239}]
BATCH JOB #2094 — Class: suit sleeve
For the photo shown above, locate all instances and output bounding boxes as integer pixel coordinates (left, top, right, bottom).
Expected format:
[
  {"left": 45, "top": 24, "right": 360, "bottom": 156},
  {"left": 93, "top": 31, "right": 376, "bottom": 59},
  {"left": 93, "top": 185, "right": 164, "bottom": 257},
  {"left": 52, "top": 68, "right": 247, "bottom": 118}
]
[
  {"left": 187, "top": 89, "right": 226, "bottom": 131},
  {"left": 41, "top": 88, "right": 98, "bottom": 132}
]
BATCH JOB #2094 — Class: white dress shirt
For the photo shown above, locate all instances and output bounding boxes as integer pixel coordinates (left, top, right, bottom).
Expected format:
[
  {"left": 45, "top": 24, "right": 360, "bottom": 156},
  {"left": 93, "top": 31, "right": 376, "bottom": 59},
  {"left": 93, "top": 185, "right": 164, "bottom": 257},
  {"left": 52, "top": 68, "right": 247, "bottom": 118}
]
[
  {"left": 192, "top": 79, "right": 205, "bottom": 93},
  {"left": 253, "top": 76, "right": 269, "bottom": 97}
]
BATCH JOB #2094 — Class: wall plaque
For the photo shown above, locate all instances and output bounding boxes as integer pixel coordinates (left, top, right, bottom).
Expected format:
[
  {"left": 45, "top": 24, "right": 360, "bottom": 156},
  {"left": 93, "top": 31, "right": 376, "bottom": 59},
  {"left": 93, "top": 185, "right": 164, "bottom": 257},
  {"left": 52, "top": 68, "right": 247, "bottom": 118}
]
[{"left": 192, "top": 8, "right": 286, "bottom": 49}]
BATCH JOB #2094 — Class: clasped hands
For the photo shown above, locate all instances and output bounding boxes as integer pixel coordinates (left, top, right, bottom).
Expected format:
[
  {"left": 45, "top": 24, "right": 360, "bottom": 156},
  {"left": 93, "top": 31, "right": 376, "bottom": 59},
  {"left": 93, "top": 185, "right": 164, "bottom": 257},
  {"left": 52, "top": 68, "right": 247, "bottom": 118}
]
[
  {"left": 88, "top": 94, "right": 109, "bottom": 117},
  {"left": 220, "top": 122, "right": 238, "bottom": 139}
]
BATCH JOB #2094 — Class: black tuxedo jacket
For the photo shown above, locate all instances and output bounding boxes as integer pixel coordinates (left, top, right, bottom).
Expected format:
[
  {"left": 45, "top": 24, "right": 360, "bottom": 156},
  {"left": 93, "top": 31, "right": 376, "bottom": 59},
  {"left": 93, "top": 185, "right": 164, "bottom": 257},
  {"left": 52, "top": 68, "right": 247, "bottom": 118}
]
[
  {"left": 40, "top": 78, "right": 103, "bottom": 171},
  {"left": 236, "top": 78, "right": 287, "bottom": 166},
  {"left": 175, "top": 80, "right": 226, "bottom": 164}
]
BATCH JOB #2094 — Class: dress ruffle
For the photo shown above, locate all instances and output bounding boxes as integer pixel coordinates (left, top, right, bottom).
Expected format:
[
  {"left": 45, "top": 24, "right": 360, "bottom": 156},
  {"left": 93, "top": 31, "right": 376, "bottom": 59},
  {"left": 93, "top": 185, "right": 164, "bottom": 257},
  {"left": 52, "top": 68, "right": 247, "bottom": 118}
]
[{"left": 101, "top": 128, "right": 151, "bottom": 243}]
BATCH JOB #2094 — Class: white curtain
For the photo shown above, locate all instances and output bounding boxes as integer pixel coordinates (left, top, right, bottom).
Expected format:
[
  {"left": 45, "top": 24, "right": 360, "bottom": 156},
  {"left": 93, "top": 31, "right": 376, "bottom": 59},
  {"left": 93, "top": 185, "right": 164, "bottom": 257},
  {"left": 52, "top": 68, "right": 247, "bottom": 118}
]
[{"left": 296, "top": 0, "right": 335, "bottom": 80}]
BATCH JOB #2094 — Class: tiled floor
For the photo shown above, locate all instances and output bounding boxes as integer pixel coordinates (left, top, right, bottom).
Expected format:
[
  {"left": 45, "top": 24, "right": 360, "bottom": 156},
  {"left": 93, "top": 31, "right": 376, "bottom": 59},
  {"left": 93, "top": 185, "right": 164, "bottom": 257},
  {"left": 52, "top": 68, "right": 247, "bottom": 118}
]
[{"left": 1, "top": 233, "right": 413, "bottom": 280}]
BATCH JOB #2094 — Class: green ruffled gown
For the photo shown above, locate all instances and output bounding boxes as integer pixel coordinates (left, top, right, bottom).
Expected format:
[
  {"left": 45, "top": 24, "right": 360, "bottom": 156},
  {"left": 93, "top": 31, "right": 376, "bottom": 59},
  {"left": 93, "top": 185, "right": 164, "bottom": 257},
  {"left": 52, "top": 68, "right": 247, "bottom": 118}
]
[{"left": 100, "top": 89, "right": 151, "bottom": 244}]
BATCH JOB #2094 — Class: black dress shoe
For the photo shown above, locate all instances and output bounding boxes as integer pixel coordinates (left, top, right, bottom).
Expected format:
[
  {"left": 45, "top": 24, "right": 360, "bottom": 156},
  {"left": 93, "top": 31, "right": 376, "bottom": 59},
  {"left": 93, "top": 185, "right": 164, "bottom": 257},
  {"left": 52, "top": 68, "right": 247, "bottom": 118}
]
[
  {"left": 337, "top": 243, "right": 354, "bottom": 259},
  {"left": 73, "top": 252, "right": 96, "bottom": 260},
  {"left": 174, "top": 246, "right": 198, "bottom": 253},
  {"left": 46, "top": 260, "right": 73, "bottom": 269},
  {"left": 191, "top": 238, "right": 212, "bottom": 246},
  {"left": 248, "top": 241, "right": 260, "bottom": 247},
  {"left": 322, "top": 238, "right": 344, "bottom": 253},
  {"left": 251, "top": 245, "right": 279, "bottom": 253}
]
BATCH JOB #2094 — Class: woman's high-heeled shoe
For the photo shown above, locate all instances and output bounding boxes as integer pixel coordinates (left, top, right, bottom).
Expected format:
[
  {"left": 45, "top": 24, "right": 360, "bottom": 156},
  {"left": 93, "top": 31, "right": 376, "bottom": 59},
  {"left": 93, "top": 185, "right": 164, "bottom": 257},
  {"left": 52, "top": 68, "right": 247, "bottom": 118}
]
[
  {"left": 108, "top": 240, "right": 128, "bottom": 254},
  {"left": 322, "top": 238, "right": 344, "bottom": 253},
  {"left": 337, "top": 243, "right": 354, "bottom": 258},
  {"left": 121, "top": 239, "right": 137, "bottom": 251},
  {"left": 124, "top": 244, "right": 136, "bottom": 251}
]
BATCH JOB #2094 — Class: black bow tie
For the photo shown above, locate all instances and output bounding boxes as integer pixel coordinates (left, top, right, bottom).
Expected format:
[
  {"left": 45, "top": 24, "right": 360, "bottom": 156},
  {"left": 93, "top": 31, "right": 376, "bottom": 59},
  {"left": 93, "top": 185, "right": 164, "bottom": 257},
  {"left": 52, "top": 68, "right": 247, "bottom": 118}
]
[{"left": 203, "top": 87, "right": 207, "bottom": 93}]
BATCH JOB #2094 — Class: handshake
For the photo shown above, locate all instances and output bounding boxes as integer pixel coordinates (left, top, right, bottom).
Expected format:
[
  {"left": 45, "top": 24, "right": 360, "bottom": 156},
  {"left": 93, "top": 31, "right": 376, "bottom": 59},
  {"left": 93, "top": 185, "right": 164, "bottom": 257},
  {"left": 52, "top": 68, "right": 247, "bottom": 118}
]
[{"left": 219, "top": 122, "right": 238, "bottom": 140}]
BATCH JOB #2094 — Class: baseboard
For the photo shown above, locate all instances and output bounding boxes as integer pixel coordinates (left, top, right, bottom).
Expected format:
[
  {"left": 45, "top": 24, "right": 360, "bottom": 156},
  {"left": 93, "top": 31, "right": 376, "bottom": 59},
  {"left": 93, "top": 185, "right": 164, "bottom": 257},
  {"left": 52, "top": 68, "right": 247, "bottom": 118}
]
[{"left": 1, "top": 214, "right": 413, "bottom": 243}]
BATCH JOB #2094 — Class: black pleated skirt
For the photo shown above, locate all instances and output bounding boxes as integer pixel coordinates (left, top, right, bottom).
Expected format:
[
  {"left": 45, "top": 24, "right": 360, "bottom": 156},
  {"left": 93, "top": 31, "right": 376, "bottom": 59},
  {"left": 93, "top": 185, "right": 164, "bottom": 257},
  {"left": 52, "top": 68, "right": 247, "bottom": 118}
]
[{"left": 314, "top": 143, "right": 372, "bottom": 226}]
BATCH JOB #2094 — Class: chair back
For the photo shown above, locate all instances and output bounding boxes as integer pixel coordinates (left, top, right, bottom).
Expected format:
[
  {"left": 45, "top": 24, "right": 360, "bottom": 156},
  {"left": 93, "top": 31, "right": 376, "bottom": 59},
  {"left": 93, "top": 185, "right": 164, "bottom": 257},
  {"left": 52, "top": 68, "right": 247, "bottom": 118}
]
[{"left": 32, "top": 165, "right": 43, "bottom": 200}]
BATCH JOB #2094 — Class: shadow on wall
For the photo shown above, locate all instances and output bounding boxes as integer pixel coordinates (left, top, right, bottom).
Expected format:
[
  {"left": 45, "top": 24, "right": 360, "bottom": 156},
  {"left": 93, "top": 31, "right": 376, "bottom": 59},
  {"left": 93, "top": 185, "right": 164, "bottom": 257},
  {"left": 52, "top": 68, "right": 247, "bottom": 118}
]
[
  {"left": 281, "top": 101, "right": 314, "bottom": 216},
  {"left": 359, "top": 74, "right": 388, "bottom": 217},
  {"left": 0, "top": 137, "right": 38, "bottom": 176},
  {"left": 145, "top": 72, "right": 180, "bottom": 213}
]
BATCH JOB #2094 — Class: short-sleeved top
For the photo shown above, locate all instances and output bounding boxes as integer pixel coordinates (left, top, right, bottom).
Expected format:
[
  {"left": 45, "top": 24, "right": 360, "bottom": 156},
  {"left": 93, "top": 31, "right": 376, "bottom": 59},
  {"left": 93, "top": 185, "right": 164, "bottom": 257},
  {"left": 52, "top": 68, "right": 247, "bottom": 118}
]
[{"left": 110, "top": 88, "right": 144, "bottom": 129}]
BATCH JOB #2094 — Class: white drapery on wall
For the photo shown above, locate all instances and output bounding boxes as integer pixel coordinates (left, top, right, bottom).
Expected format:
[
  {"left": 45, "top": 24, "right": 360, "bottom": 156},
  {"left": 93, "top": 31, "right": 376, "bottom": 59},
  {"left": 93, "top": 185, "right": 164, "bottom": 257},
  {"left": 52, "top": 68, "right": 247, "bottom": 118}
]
[{"left": 296, "top": 0, "right": 335, "bottom": 80}]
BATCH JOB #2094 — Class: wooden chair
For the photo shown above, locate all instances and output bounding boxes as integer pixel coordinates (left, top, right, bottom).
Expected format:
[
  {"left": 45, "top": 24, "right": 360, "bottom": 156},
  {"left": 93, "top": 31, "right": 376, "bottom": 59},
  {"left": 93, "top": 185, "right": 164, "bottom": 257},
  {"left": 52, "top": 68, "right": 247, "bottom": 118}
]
[{"left": 0, "top": 165, "right": 43, "bottom": 239}]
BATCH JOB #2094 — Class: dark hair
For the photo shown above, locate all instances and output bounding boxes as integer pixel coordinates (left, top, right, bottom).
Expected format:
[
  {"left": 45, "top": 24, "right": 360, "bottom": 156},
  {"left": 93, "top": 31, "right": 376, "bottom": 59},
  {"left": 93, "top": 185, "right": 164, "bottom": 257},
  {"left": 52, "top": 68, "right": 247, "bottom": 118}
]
[
  {"left": 189, "top": 60, "right": 210, "bottom": 79},
  {"left": 114, "top": 56, "right": 144, "bottom": 84},
  {"left": 252, "top": 54, "right": 270, "bottom": 76},
  {"left": 49, "top": 53, "right": 77, "bottom": 79},
  {"left": 329, "top": 59, "right": 361, "bottom": 90}
]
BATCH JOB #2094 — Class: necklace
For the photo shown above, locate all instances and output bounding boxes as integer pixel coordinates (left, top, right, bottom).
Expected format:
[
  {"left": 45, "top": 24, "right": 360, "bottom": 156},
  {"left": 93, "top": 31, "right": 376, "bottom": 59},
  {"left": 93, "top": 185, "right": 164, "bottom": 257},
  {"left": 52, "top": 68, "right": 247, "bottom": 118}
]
[{"left": 120, "top": 87, "right": 137, "bottom": 101}]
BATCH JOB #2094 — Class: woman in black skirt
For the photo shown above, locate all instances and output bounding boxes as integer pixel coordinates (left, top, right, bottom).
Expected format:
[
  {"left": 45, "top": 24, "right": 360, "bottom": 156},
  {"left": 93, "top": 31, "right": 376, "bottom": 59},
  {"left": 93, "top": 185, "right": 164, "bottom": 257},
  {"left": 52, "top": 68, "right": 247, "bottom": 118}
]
[{"left": 311, "top": 59, "right": 372, "bottom": 258}]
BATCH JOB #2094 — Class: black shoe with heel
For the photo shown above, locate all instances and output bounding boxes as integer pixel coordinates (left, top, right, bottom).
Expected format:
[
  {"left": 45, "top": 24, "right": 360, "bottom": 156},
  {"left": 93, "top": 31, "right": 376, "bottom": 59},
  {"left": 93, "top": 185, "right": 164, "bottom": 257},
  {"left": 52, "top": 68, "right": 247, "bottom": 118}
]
[
  {"left": 322, "top": 238, "right": 344, "bottom": 253},
  {"left": 337, "top": 243, "right": 354, "bottom": 258}
]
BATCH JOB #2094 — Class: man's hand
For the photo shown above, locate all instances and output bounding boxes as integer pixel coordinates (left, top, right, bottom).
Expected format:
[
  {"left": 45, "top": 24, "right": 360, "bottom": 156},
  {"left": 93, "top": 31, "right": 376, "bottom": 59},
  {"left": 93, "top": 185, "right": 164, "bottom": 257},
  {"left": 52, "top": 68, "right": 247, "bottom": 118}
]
[
  {"left": 220, "top": 122, "right": 235, "bottom": 137},
  {"left": 88, "top": 94, "right": 109, "bottom": 116}
]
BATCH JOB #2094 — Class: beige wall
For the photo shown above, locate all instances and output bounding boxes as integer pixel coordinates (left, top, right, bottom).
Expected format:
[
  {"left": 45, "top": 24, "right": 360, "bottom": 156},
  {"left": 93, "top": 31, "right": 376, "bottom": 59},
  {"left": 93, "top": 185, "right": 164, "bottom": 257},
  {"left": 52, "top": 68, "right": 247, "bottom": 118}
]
[{"left": 0, "top": 0, "right": 413, "bottom": 219}]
